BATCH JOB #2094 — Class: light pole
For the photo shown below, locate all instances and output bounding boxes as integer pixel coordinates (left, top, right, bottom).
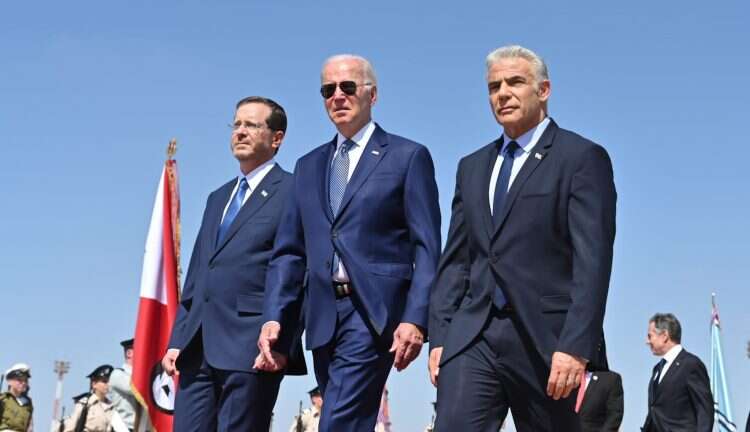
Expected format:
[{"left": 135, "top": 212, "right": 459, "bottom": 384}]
[{"left": 52, "top": 360, "right": 71, "bottom": 426}]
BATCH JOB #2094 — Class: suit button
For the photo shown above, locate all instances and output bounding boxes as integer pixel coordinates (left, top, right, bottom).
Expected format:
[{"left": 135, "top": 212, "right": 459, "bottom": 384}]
[
  {"left": 326, "top": 260, "right": 331, "bottom": 267},
  {"left": 331, "top": 230, "right": 338, "bottom": 239},
  {"left": 491, "top": 253, "right": 498, "bottom": 262},
  {"left": 204, "top": 295, "right": 209, "bottom": 302}
]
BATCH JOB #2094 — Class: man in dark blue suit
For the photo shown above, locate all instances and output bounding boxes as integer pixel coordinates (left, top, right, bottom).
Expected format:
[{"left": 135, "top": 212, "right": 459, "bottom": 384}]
[
  {"left": 642, "top": 313, "right": 713, "bottom": 432},
  {"left": 256, "top": 54, "right": 441, "bottom": 431},
  {"left": 161, "top": 96, "right": 305, "bottom": 432},
  {"left": 429, "top": 45, "right": 617, "bottom": 431}
]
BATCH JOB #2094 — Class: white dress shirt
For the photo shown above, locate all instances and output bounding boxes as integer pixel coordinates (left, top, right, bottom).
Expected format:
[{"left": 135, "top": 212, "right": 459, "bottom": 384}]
[
  {"left": 488, "top": 117, "right": 551, "bottom": 215},
  {"left": 657, "top": 344, "right": 683, "bottom": 383},
  {"left": 331, "top": 120, "right": 376, "bottom": 282},
  {"left": 220, "top": 158, "right": 276, "bottom": 223}
]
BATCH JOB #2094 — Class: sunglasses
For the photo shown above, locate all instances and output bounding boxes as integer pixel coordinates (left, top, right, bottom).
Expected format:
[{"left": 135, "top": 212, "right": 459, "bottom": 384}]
[{"left": 320, "top": 81, "right": 372, "bottom": 99}]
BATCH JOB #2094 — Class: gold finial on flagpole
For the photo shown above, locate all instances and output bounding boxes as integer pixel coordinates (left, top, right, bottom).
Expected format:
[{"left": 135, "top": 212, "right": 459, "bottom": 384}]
[{"left": 167, "top": 138, "right": 177, "bottom": 160}]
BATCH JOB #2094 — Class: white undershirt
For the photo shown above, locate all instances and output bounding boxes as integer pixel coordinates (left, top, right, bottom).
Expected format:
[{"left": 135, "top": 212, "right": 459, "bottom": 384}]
[
  {"left": 220, "top": 159, "right": 276, "bottom": 223},
  {"left": 657, "top": 344, "right": 683, "bottom": 383},
  {"left": 488, "top": 117, "right": 550, "bottom": 215}
]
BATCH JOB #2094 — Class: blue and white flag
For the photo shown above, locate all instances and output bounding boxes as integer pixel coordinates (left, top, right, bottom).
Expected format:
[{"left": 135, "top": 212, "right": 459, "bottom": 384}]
[{"left": 710, "top": 294, "right": 737, "bottom": 432}]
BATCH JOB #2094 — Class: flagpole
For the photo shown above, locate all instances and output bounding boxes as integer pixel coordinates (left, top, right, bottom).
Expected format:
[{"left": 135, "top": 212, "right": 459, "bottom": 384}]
[
  {"left": 710, "top": 293, "right": 737, "bottom": 431},
  {"left": 132, "top": 140, "right": 181, "bottom": 432}
]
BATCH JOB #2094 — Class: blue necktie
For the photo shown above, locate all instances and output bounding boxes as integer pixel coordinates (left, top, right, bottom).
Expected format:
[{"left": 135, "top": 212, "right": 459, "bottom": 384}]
[
  {"left": 329, "top": 140, "right": 354, "bottom": 275},
  {"left": 217, "top": 178, "right": 249, "bottom": 245},
  {"left": 492, "top": 140, "right": 520, "bottom": 309},
  {"left": 652, "top": 358, "right": 667, "bottom": 392}
]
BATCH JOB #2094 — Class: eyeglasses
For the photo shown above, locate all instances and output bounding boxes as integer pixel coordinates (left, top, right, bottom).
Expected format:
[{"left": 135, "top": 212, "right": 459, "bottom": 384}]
[
  {"left": 228, "top": 121, "right": 268, "bottom": 132},
  {"left": 320, "top": 81, "right": 372, "bottom": 99}
]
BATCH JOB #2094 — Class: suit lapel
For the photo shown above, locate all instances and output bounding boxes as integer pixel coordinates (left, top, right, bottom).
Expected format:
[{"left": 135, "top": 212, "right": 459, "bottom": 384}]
[
  {"left": 333, "top": 125, "right": 388, "bottom": 223},
  {"left": 580, "top": 372, "right": 604, "bottom": 413},
  {"left": 319, "top": 137, "right": 337, "bottom": 223},
  {"left": 211, "top": 164, "right": 284, "bottom": 259},
  {"left": 206, "top": 181, "right": 235, "bottom": 254},
  {"left": 479, "top": 139, "right": 502, "bottom": 239},
  {"left": 654, "top": 349, "right": 686, "bottom": 402},
  {"left": 491, "top": 120, "right": 558, "bottom": 240}
]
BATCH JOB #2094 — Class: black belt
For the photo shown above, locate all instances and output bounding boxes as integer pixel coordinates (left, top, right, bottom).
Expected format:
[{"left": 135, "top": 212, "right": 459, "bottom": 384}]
[{"left": 333, "top": 281, "right": 353, "bottom": 299}]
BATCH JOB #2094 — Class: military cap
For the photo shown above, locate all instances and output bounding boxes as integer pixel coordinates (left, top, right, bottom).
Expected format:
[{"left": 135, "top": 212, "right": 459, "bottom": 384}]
[
  {"left": 308, "top": 386, "right": 321, "bottom": 397},
  {"left": 87, "top": 364, "right": 114, "bottom": 380},
  {"left": 120, "top": 338, "right": 135, "bottom": 349},
  {"left": 5, "top": 363, "right": 31, "bottom": 379}
]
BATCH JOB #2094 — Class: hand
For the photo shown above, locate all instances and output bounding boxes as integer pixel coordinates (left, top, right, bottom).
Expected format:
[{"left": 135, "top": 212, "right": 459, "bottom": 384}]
[
  {"left": 389, "top": 322, "right": 425, "bottom": 371},
  {"left": 161, "top": 349, "right": 180, "bottom": 376},
  {"left": 253, "top": 351, "right": 288, "bottom": 372},
  {"left": 257, "top": 321, "right": 282, "bottom": 369},
  {"left": 546, "top": 351, "right": 587, "bottom": 400},
  {"left": 428, "top": 347, "right": 443, "bottom": 387}
]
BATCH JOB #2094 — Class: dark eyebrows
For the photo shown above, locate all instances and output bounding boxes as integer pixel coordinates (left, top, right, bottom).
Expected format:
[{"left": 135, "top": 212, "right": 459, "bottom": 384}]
[{"left": 488, "top": 73, "right": 529, "bottom": 93}]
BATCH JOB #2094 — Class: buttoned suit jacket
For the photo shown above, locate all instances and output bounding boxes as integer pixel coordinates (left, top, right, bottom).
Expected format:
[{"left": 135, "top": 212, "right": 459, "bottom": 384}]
[
  {"left": 168, "top": 164, "right": 306, "bottom": 375},
  {"left": 429, "top": 119, "right": 617, "bottom": 367},
  {"left": 263, "top": 124, "right": 441, "bottom": 352},
  {"left": 642, "top": 349, "right": 714, "bottom": 432}
]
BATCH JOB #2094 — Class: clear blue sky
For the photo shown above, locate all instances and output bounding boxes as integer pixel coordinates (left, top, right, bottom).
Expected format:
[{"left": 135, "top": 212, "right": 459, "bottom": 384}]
[{"left": 2, "top": 1, "right": 748, "bottom": 431}]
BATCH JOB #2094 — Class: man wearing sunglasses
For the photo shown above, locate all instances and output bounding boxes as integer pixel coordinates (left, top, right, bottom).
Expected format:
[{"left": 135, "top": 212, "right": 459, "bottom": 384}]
[
  {"left": 161, "top": 96, "right": 306, "bottom": 432},
  {"left": 257, "top": 54, "right": 441, "bottom": 432}
]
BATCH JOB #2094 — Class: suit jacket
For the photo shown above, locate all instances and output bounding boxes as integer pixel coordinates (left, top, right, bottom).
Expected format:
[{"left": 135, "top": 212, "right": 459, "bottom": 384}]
[
  {"left": 264, "top": 124, "right": 441, "bottom": 352},
  {"left": 579, "top": 371, "right": 624, "bottom": 432},
  {"left": 642, "top": 349, "right": 714, "bottom": 432},
  {"left": 168, "top": 164, "right": 306, "bottom": 375},
  {"left": 429, "top": 119, "right": 617, "bottom": 367}
]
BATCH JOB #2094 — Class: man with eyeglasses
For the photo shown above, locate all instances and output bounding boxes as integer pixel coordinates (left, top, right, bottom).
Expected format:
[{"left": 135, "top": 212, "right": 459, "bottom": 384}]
[
  {"left": 161, "top": 96, "right": 306, "bottom": 432},
  {"left": 429, "top": 45, "right": 616, "bottom": 431},
  {"left": 256, "top": 54, "right": 441, "bottom": 431}
]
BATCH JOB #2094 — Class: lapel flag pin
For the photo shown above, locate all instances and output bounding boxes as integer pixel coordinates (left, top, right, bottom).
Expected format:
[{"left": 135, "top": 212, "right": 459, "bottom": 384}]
[
  {"left": 593, "top": 375, "right": 599, "bottom": 381},
  {"left": 261, "top": 190, "right": 268, "bottom": 197},
  {"left": 535, "top": 152, "right": 543, "bottom": 160},
  {"left": 371, "top": 150, "right": 380, "bottom": 155}
]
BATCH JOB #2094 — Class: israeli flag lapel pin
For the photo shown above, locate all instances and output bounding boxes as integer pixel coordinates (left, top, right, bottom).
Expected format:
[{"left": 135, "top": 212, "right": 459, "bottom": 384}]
[
  {"left": 535, "top": 152, "right": 544, "bottom": 160},
  {"left": 261, "top": 190, "right": 268, "bottom": 197},
  {"left": 371, "top": 150, "right": 380, "bottom": 156}
]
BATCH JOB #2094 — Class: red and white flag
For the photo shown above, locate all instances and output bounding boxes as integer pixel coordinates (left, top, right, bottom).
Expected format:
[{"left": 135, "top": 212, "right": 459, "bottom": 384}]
[{"left": 132, "top": 151, "right": 181, "bottom": 432}]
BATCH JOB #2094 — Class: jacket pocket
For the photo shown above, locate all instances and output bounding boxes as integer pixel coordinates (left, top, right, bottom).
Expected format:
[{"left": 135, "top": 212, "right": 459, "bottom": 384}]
[
  {"left": 369, "top": 262, "right": 413, "bottom": 280},
  {"left": 236, "top": 292, "right": 265, "bottom": 314},
  {"left": 540, "top": 295, "right": 571, "bottom": 312}
]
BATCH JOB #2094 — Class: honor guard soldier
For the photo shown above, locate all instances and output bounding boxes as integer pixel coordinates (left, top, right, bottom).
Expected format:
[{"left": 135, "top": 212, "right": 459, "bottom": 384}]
[
  {"left": 288, "top": 387, "right": 322, "bottom": 432},
  {"left": 0, "top": 364, "right": 33, "bottom": 432},
  {"left": 65, "top": 365, "right": 115, "bottom": 432},
  {"left": 108, "top": 339, "right": 149, "bottom": 432}
]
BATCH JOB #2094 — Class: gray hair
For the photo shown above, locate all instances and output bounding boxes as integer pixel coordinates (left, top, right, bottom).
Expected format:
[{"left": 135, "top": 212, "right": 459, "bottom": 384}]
[
  {"left": 321, "top": 54, "right": 378, "bottom": 86},
  {"left": 650, "top": 313, "right": 682, "bottom": 343},
  {"left": 486, "top": 45, "right": 549, "bottom": 85}
]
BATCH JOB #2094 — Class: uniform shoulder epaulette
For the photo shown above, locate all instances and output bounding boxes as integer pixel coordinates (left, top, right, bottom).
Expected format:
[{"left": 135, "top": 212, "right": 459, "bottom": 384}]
[{"left": 72, "top": 392, "right": 90, "bottom": 403}]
